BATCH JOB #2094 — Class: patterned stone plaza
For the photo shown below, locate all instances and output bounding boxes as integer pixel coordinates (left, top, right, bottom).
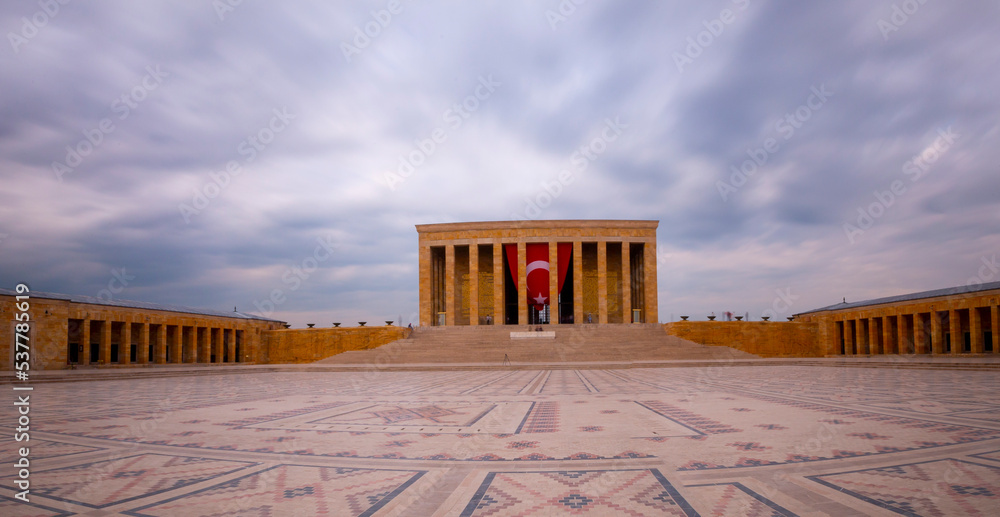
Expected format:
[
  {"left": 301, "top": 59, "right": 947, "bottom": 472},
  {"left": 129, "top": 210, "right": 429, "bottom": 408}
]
[{"left": 3, "top": 365, "right": 1000, "bottom": 515}]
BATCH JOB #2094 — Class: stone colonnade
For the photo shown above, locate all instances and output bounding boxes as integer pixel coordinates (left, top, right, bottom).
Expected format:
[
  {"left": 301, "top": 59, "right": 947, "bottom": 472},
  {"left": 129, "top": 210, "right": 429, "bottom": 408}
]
[
  {"left": 417, "top": 220, "right": 659, "bottom": 326},
  {"left": 824, "top": 295, "right": 999, "bottom": 356},
  {"left": 65, "top": 310, "right": 272, "bottom": 366}
]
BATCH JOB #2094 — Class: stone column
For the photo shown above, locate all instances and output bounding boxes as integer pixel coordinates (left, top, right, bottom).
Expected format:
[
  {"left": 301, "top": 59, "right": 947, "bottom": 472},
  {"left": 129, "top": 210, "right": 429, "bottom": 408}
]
[
  {"left": 883, "top": 316, "right": 895, "bottom": 354},
  {"left": 949, "top": 309, "right": 960, "bottom": 354},
  {"left": 597, "top": 241, "right": 608, "bottom": 324},
  {"left": 493, "top": 243, "right": 504, "bottom": 325},
  {"left": 212, "top": 328, "right": 222, "bottom": 364},
  {"left": 931, "top": 312, "right": 943, "bottom": 354},
  {"left": 549, "top": 242, "right": 559, "bottom": 325},
  {"left": 621, "top": 242, "right": 632, "bottom": 323},
  {"left": 971, "top": 307, "right": 984, "bottom": 354},
  {"left": 156, "top": 324, "right": 167, "bottom": 364},
  {"left": 228, "top": 328, "right": 237, "bottom": 364},
  {"left": 99, "top": 319, "right": 111, "bottom": 365},
  {"left": 517, "top": 241, "right": 527, "bottom": 325},
  {"left": 445, "top": 245, "right": 456, "bottom": 327},
  {"left": 80, "top": 319, "right": 90, "bottom": 365},
  {"left": 914, "top": 314, "right": 926, "bottom": 354},
  {"left": 993, "top": 305, "right": 999, "bottom": 354},
  {"left": 869, "top": 317, "right": 880, "bottom": 354},
  {"left": 419, "top": 245, "right": 431, "bottom": 327},
  {"left": 844, "top": 320, "right": 855, "bottom": 355},
  {"left": 198, "top": 327, "right": 209, "bottom": 363},
  {"left": 185, "top": 326, "right": 197, "bottom": 363},
  {"left": 644, "top": 241, "right": 658, "bottom": 323},
  {"left": 121, "top": 321, "right": 132, "bottom": 365},
  {"left": 138, "top": 323, "right": 149, "bottom": 364},
  {"left": 469, "top": 243, "right": 479, "bottom": 326},
  {"left": 856, "top": 318, "right": 867, "bottom": 354},
  {"left": 897, "top": 314, "right": 908, "bottom": 354},
  {"left": 573, "top": 241, "right": 583, "bottom": 325}
]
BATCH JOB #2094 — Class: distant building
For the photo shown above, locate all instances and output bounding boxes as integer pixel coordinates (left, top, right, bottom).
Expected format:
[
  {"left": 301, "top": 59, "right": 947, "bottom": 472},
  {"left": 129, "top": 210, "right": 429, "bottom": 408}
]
[
  {"left": 1, "top": 289, "right": 285, "bottom": 370},
  {"left": 795, "top": 282, "right": 1000, "bottom": 356},
  {"left": 416, "top": 220, "right": 658, "bottom": 326}
]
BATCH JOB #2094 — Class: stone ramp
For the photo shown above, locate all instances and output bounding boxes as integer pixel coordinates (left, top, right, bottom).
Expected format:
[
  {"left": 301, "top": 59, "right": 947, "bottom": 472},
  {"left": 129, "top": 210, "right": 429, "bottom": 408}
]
[{"left": 314, "top": 324, "right": 757, "bottom": 365}]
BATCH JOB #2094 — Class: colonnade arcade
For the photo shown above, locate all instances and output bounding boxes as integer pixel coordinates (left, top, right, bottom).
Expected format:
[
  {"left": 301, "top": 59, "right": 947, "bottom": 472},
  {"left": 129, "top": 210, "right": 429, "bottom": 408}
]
[
  {"left": 830, "top": 298, "right": 999, "bottom": 355},
  {"left": 66, "top": 313, "right": 257, "bottom": 366}
]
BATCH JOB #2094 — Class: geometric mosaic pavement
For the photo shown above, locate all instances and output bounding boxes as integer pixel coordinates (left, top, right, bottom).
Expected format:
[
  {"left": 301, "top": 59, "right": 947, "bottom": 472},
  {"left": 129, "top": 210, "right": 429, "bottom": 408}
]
[{"left": 1, "top": 365, "right": 999, "bottom": 515}]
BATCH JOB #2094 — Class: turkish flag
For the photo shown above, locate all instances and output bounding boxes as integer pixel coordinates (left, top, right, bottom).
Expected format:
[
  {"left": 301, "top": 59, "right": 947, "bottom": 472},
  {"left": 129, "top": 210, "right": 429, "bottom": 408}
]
[
  {"left": 525, "top": 243, "right": 550, "bottom": 310},
  {"left": 505, "top": 243, "right": 573, "bottom": 311}
]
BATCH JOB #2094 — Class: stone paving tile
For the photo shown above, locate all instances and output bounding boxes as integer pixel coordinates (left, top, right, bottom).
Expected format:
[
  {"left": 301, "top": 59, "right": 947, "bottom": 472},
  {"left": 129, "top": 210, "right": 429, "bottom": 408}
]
[{"left": 1, "top": 366, "right": 998, "bottom": 515}]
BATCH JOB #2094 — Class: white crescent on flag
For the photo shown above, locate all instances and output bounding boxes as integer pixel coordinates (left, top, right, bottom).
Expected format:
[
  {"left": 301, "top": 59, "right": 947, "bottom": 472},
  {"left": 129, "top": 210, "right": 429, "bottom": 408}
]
[{"left": 526, "top": 260, "right": 550, "bottom": 275}]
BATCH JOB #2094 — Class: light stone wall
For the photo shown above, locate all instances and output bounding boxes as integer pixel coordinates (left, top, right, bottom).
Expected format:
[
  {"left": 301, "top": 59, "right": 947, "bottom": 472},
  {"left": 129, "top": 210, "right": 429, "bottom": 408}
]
[
  {"left": 664, "top": 321, "right": 821, "bottom": 358},
  {"left": 263, "top": 326, "right": 411, "bottom": 363}
]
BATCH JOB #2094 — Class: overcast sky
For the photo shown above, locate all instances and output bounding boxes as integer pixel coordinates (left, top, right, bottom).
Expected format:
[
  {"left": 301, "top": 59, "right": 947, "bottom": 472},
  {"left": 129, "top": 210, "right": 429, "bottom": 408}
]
[{"left": 2, "top": 1, "right": 998, "bottom": 327}]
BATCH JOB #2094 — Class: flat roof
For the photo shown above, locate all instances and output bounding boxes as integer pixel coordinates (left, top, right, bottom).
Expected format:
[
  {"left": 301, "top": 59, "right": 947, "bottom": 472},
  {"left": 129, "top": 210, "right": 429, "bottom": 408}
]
[
  {"left": 795, "top": 281, "right": 1000, "bottom": 316},
  {"left": 0, "top": 288, "right": 285, "bottom": 323},
  {"left": 416, "top": 219, "right": 659, "bottom": 233}
]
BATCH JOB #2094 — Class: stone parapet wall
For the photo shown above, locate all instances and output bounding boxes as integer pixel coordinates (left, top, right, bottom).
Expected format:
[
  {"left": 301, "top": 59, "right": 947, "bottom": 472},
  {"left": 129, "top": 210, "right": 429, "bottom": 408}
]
[
  {"left": 263, "top": 326, "right": 411, "bottom": 364},
  {"left": 663, "top": 321, "right": 821, "bottom": 357}
]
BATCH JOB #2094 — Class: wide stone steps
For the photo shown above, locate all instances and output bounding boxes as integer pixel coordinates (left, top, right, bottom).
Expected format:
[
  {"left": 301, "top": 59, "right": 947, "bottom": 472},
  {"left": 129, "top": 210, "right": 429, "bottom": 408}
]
[{"left": 316, "top": 324, "right": 758, "bottom": 364}]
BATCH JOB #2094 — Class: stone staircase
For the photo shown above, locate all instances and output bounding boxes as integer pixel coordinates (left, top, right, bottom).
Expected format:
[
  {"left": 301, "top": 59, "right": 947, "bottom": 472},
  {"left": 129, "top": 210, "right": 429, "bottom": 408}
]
[{"left": 314, "top": 324, "right": 757, "bottom": 365}]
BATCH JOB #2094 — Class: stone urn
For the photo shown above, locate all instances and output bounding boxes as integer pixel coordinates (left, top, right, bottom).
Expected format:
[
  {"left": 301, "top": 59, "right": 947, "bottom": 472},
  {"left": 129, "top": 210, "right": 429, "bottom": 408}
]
[
  {"left": 707, "top": 316, "right": 716, "bottom": 321},
  {"left": 680, "top": 316, "right": 689, "bottom": 321},
  {"left": 282, "top": 324, "right": 291, "bottom": 329},
  {"left": 332, "top": 322, "right": 340, "bottom": 327},
  {"left": 787, "top": 317, "right": 794, "bottom": 321},
  {"left": 385, "top": 320, "right": 394, "bottom": 326},
  {"left": 306, "top": 323, "right": 315, "bottom": 328},
  {"left": 735, "top": 316, "right": 743, "bottom": 321},
  {"left": 358, "top": 321, "right": 367, "bottom": 327},
  {"left": 761, "top": 316, "right": 770, "bottom": 321}
]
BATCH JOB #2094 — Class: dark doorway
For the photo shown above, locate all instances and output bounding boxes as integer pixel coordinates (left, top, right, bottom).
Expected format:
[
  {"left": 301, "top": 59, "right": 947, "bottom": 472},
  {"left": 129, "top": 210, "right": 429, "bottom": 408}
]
[
  {"left": 69, "top": 342, "right": 79, "bottom": 364},
  {"left": 559, "top": 253, "right": 574, "bottom": 323},
  {"left": 503, "top": 251, "right": 518, "bottom": 324}
]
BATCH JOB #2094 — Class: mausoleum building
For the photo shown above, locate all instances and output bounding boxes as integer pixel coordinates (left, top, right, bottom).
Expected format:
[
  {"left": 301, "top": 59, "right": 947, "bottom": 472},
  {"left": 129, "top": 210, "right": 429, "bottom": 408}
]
[{"left": 416, "top": 220, "right": 658, "bottom": 326}]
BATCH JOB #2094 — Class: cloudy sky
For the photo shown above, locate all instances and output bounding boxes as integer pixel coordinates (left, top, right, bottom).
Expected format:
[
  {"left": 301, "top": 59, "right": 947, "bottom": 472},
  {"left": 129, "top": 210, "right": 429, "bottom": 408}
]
[{"left": 2, "top": 1, "right": 998, "bottom": 327}]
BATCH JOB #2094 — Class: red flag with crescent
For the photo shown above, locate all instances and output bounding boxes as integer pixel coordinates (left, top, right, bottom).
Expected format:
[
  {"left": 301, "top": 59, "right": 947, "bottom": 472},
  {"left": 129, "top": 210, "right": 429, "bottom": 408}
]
[{"left": 505, "top": 243, "right": 573, "bottom": 311}]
